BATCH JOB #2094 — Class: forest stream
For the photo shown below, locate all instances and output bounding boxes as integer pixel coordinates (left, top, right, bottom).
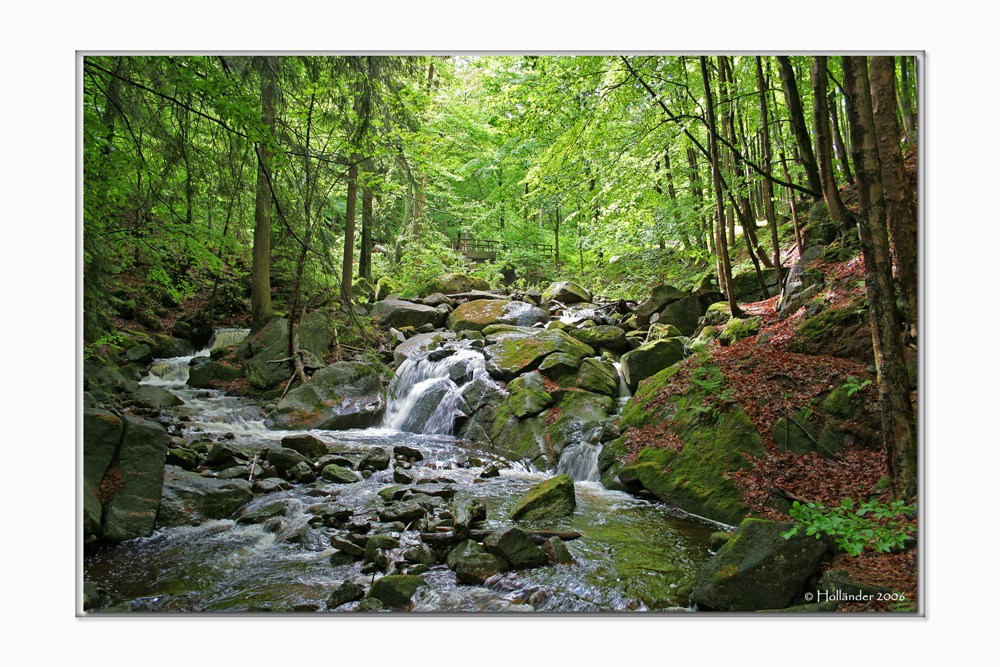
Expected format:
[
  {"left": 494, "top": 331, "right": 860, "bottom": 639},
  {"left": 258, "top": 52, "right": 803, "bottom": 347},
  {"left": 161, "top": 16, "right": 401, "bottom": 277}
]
[{"left": 83, "top": 333, "right": 720, "bottom": 613}]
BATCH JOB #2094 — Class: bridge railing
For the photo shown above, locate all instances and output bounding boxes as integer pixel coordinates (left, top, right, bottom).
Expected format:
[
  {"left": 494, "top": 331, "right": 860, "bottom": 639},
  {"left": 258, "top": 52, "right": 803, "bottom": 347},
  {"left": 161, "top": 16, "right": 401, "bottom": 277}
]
[{"left": 452, "top": 237, "right": 555, "bottom": 256}]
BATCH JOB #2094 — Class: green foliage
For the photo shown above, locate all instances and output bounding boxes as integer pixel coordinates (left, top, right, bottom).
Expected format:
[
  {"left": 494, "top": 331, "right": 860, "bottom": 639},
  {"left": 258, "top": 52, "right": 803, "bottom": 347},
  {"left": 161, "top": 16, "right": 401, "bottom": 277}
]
[
  {"left": 388, "top": 229, "right": 466, "bottom": 298},
  {"left": 83, "top": 332, "right": 126, "bottom": 360},
  {"left": 782, "top": 498, "right": 916, "bottom": 557},
  {"left": 844, "top": 376, "right": 872, "bottom": 397}
]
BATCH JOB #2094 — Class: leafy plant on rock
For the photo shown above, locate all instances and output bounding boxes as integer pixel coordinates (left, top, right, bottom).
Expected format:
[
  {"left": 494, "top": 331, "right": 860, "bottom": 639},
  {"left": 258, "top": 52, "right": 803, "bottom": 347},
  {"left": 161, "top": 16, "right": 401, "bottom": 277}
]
[{"left": 782, "top": 498, "right": 915, "bottom": 557}]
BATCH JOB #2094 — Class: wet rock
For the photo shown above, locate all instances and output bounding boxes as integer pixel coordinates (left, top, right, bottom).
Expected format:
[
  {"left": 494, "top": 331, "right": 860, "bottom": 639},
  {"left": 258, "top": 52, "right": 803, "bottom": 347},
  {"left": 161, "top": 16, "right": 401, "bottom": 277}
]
[
  {"left": 542, "top": 281, "right": 592, "bottom": 305},
  {"left": 393, "top": 467, "right": 414, "bottom": 484},
  {"left": 156, "top": 466, "right": 254, "bottom": 528},
  {"left": 327, "top": 581, "right": 366, "bottom": 609},
  {"left": 403, "top": 543, "right": 438, "bottom": 566},
  {"left": 359, "top": 446, "right": 391, "bottom": 471},
  {"left": 287, "top": 461, "right": 316, "bottom": 483},
  {"left": 392, "top": 331, "right": 457, "bottom": 365},
  {"left": 484, "top": 527, "right": 549, "bottom": 569},
  {"left": 484, "top": 328, "right": 594, "bottom": 381},
  {"left": 367, "top": 575, "right": 427, "bottom": 609},
  {"left": 448, "top": 299, "right": 549, "bottom": 333},
  {"left": 266, "top": 447, "right": 308, "bottom": 474},
  {"left": 253, "top": 478, "right": 291, "bottom": 494},
  {"left": 541, "top": 536, "right": 574, "bottom": 565},
  {"left": 378, "top": 501, "right": 426, "bottom": 524},
  {"left": 165, "top": 447, "right": 199, "bottom": 470},
  {"left": 537, "top": 352, "right": 582, "bottom": 380},
  {"left": 355, "top": 597, "right": 387, "bottom": 612},
  {"left": 424, "top": 273, "right": 490, "bottom": 294},
  {"left": 268, "top": 361, "right": 386, "bottom": 431},
  {"left": 188, "top": 359, "right": 242, "bottom": 389},
  {"left": 329, "top": 535, "right": 365, "bottom": 557},
  {"left": 83, "top": 410, "right": 125, "bottom": 537},
  {"left": 508, "top": 371, "right": 553, "bottom": 418},
  {"left": 510, "top": 475, "right": 577, "bottom": 522},
  {"left": 126, "top": 343, "right": 154, "bottom": 364},
  {"left": 446, "top": 539, "right": 484, "bottom": 570},
  {"left": 454, "top": 552, "right": 511, "bottom": 585},
  {"left": 478, "top": 464, "right": 501, "bottom": 479},
  {"left": 364, "top": 534, "right": 400, "bottom": 563},
  {"left": 281, "top": 433, "right": 328, "bottom": 459},
  {"left": 691, "top": 518, "right": 830, "bottom": 611},
  {"left": 371, "top": 297, "right": 446, "bottom": 330},
  {"left": 656, "top": 293, "right": 720, "bottom": 336},
  {"left": 102, "top": 417, "right": 170, "bottom": 541},
  {"left": 570, "top": 358, "right": 620, "bottom": 397},
  {"left": 133, "top": 385, "right": 183, "bottom": 409},
  {"left": 235, "top": 497, "right": 292, "bottom": 524},
  {"left": 393, "top": 444, "right": 424, "bottom": 461},
  {"left": 569, "top": 325, "right": 628, "bottom": 352},
  {"left": 320, "top": 464, "right": 360, "bottom": 484}
]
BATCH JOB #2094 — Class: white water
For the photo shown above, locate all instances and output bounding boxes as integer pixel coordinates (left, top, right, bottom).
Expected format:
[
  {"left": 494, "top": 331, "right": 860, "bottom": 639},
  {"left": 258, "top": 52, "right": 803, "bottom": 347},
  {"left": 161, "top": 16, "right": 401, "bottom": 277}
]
[{"left": 383, "top": 345, "right": 496, "bottom": 435}]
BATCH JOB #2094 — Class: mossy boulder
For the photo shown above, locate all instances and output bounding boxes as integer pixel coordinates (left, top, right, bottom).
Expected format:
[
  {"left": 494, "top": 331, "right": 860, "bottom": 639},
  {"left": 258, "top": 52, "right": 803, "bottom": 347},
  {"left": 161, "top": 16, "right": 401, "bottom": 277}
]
[
  {"left": 635, "top": 284, "right": 686, "bottom": 326},
  {"left": 508, "top": 371, "right": 553, "bottom": 418},
  {"left": 483, "top": 527, "right": 549, "bottom": 569},
  {"left": 510, "top": 474, "right": 577, "bottom": 522},
  {"left": 447, "top": 299, "right": 548, "bottom": 333},
  {"left": 156, "top": 466, "right": 254, "bottom": 528},
  {"left": 569, "top": 325, "right": 628, "bottom": 351},
  {"left": 268, "top": 361, "right": 385, "bottom": 430},
  {"left": 453, "top": 552, "right": 511, "bottom": 585},
  {"left": 822, "top": 381, "right": 864, "bottom": 419},
  {"left": 188, "top": 359, "right": 242, "bottom": 389},
  {"left": 370, "top": 297, "right": 445, "bottom": 330},
  {"left": 647, "top": 323, "right": 684, "bottom": 341},
  {"left": 487, "top": 405, "right": 551, "bottom": 468},
  {"left": 568, "top": 358, "right": 620, "bottom": 397},
  {"left": 620, "top": 338, "right": 685, "bottom": 392},
  {"left": 537, "top": 352, "right": 583, "bottom": 380},
  {"left": 772, "top": 408, "right": 818, "bottom": 455},
  {"left": 367, "top": 575, "right": 427, "bottom": 610},
  {"left": 484, "top": 328, "right": 594, "bottom": 381},
  {"left": 321, "top": 464, "right": 361, "bottom": 484},
  {"left": 237, "top": 313, "right": 334, "bottom": 390},
  {"left": 132, "top": 384, "right": 183, "bottom": 409},
  {"left": 730, "top": 270, "right": 781, "bottom": 301},
  {"left": 718, "top": 316, "right": 761, "bottom": 346},
  {"left": 83, "top": 410, "right": 125, "bottom": 538},
  {"left": 542, "top": 281, "right": 592, "bottom": 304},
  {"left": 656, "top": 294, "right": 719, "bottom": 336},
  {"left": 425, "top": 273, "right": 490, "bottom": 295},
  {"left": 101, "top": 417, "right": 170, "bottom": 541},
  {"left": 691, "top": 518, "right": 829, "bottom": 611}
]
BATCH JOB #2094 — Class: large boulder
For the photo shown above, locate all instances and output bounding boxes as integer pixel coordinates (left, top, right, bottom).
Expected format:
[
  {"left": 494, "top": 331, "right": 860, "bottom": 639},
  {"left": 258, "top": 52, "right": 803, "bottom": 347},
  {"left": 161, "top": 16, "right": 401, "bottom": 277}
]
[
  {"left": 101, "top": 417, "right": 170, "bottom": 541},
  {"left": 568, "top": 325, "right": 628, "bottom": 352},
  {"left": 484, "top": 329, "right": 594, "bottom": 381},
  {"left": 188, "top": 359, "right": 242, "bottom": 389},
  {"left": 569, "top": 358, "right": 620, "bottom": 398},
  {"left": 483, "top": 527, "right": 549, "bottom": 569},
  {"left": 268, "top": 362, "right": 385, "bottom": 430},
  {"left": 656, "top": 293, "right": 719, "bottom": 336},
  {"left": 83, "top": 410, "right": 125, "bottom": 538},
  {"left": 370, "top": 297, "right": 446, "bottom": 330},
  {"left": 691, "top": 518, "right": 829, "bottom": 611},
  {"left": 424, "top": 273, "right": 490, "bottom": 295},
  {"left": 777, "top": 258, "right": 826, "bottom": 320},
  {"left": 447, "top": 299, "right": 548, "bottom": 333},
  {"left": 391, "top": 331, "right": 457, "bottom": 366},
  {"left": 132, "top": 384, "right": 183, "bottom": 409},
  {"left": 510, "top": 474, "right": 577, "bottom": 522},
  {"left": 620, "top": 338, "right": 685, "bottom": 392},
  {"left": 634, "top": 285, "right": 686, "bottom": 326},
  {"left": 238, "top": 314, "right": 333, "bottom": 390},
  {"left": 730, "top": 270, "right": 781, "bottom": 302},
  {"left": 156, "top": 466, "right": 254, "bottom": 527},
  {"left": 542, "top": 281, "right": 591, "bottom": 305},
  {"left": 507, "top": 372, "right": 553, "bottom": 419}
]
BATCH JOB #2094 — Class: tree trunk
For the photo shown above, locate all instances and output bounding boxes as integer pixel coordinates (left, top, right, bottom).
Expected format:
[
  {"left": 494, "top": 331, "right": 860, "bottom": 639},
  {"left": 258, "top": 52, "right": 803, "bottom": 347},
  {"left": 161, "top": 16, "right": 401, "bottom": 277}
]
[
  {"left": 779, "top": 151, "right": 804, "bottom": 257},
  {"left": 360, "top": 180, "right": 374, "bottom": 283},
  {"left": 756, "top": 57, "right": 784, "bottom": 287},
  {"left": 870, "top": 56, "right": 918, "bottom": 330},
  {"left": 251, "top": 56, "right": 276, "bottom": 331},
  {"left": 896, "top": 56, "right": 917, "bottom": 142},
  {"left": 777, "top": 56, "right": 823, "bottom": 198},
  {"left": 842, "top": 56, "right": 917, "bottom": 499},
  {"left": 553, "top": 207, "right": 561, "bottom": 267},
  {"left": 811, "top": 56, "right": 852, "bottom": 227},
  {"left": 829, "top": 91, "right": 854, "bottom": 185},
  {"left": 701, "top": 57, "right": 743, "bottom": 317},
  {"left": 341, "top": 157, "right": 359, "bottom": 304}
]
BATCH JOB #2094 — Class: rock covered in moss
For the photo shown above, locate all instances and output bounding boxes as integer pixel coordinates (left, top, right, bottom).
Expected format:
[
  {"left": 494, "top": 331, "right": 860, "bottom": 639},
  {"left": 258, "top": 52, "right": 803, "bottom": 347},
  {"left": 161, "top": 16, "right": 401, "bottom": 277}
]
[
  {"left": 508, "top": 372, "right": 553, "bottom": 418},
  {"left": 484, "top": 527, "right": 549, "bottom": 569},
  {"left": 370, "top": 297, "right": 446, "bottom": 330},
  {"left": 510, "top": 474, "right": 577, "bottom": 522},
  {"left": 484, "top": 328, "right": 594, "bottom": 381},
  {"left": 569, "top": 325, "right": 628, "bottom": 351},
  {"left": 454, "top": 552, "right": 511, "bottom": 584},
  {"left": 367, "top": 575, "right": 427, "bottom": 610},
  {"left": 542, "top": 281, "right": 592, "bottom": 304},
  {"left": 620, "top": 338, "right": 685, "bottom": 392},
  {"left": 447, "top": 299, "right": 548, "bottom": 333},
  {"left": 691, "top": 518, "right": 829, "bottom": 611},
  {"left": 425, "top": 273, "right": 490, "bottom": 295},
  {"left": 268, "top": 362, "right": 385, "bottom": 430},
  {"left": 718, "top": 316, "right": 761, "bottom": 346},
  {"left": 156, "top": 466, "right": 253, "bottom": 528}
]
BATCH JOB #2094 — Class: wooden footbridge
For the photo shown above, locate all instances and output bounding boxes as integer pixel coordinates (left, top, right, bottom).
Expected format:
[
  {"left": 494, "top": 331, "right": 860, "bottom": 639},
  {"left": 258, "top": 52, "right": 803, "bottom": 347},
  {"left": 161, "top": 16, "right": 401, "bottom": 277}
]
[{"left": 452, "top": 237, "right": 555, "bottom": 261}]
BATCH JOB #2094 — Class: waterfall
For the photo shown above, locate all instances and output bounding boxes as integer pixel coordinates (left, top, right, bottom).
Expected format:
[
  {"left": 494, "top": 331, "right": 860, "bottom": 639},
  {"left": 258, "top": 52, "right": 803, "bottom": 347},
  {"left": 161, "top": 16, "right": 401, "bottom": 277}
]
[
  {"left": 557, "top": 428, "right": 604, "bottom": 482},
  {"left": 383, "top": 345, "right": 493, "bottom": 436}
]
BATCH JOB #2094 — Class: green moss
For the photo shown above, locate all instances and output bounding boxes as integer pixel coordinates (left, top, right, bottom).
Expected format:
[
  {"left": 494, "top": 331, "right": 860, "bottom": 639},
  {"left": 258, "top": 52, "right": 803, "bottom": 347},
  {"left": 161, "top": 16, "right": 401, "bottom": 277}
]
[
  {"left": 821, "top": 383, "right": 856, "bottom": 418},
  {"left": 718, "top": 316, "right": 761, "bottom": 345},
  {"left": 795, "top": 307, "right": 867, "bottom": 343}
]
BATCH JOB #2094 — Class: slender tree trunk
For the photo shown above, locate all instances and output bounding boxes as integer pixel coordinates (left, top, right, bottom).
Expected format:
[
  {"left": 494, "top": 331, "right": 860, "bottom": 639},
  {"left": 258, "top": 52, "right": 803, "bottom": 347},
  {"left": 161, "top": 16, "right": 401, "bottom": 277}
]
[
  {"left": 897, "top": 56, "right": 917, "bottom": 142},
  {"left": 829, "top": 91, "right": 854, "bottom": 184},
  {"left": 777, "top": 56, "right": 823, "bottom": 198},
  {"left": 811, "top": 56, "right": 852, "bottom": 227},
  {"left": 779, "top": 151, "right": 804, "bottom": 257},
  {"left": 701, "top": 57, "right": 743, "bottom": 317},
  {"left": 360, "top": 178, "right": 374, "bottom": 283},
  {"left": 756, "top": 57, "right": 784, "bottom": 286},
  {"left": 842, "top": 56, "right": 917, "bottom": 499},
  {"left": 341, "top": 157, "right": 359, "bottom": 304},
  {"left": 251, "top": 56, "right": 276, "bottom": 331},
  {"left": 870, "top": 56, "right": 918, "bottom": 330},
  {"left": 553, "top": 207, "right": 561, "bottom": 267}
]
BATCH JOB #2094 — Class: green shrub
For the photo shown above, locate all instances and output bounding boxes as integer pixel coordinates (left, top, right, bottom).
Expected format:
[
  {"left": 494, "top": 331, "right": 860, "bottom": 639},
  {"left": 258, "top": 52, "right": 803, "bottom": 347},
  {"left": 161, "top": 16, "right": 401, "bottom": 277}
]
[{"left": 782, "top": 498, "right": 916, "bottom": 556}]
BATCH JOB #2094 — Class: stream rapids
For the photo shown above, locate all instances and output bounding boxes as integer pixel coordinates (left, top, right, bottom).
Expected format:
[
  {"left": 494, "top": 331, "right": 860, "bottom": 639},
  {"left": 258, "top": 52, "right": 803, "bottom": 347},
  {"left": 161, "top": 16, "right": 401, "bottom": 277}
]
[{"left": 83, "top": 338, "right": 718, "bottom": 613}]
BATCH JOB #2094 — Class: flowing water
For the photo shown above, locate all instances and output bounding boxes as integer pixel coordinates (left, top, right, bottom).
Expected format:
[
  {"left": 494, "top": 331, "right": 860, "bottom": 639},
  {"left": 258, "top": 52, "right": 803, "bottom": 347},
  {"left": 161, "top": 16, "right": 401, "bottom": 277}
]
[{"left": 84, "top": 338, "right": 719, "bottom": 613}]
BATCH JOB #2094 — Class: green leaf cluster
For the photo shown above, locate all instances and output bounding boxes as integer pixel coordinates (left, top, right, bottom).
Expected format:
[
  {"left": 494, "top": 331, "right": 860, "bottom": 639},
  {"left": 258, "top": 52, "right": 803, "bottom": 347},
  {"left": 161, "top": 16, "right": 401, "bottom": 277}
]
[{"left": 782, "top": 498, "right": 916, "bottom": 557}]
